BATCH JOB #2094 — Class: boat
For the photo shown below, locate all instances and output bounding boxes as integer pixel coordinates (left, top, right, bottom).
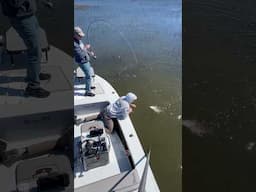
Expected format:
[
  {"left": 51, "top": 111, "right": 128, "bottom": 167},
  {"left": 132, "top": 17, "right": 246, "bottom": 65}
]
[
  {"left": 0, "top": 25, "right": 160, "bottom": 191},
  {"left": 74, "top": 68, "right": 160, "bottom": 192},
  {"left": 0, "top": 30, "right": 74, "bottom": 191}
]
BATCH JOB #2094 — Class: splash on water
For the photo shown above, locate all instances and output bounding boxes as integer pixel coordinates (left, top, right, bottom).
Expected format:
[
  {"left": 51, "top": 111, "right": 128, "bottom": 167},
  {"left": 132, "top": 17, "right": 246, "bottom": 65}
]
[
  {"left": 149, "top": 106, "right": 163, "bottom": 113},
  {"left": 183, "top": 120, "right": 209, "bottom": 137},
  {"left": 246, "top": 142, "right": 255, "bottom": 151}
]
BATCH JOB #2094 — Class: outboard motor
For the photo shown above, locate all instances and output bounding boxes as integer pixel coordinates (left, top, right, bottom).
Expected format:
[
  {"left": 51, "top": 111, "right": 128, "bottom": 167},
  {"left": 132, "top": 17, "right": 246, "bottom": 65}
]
[{"left": 79, "top": 121, "right": 110, "bottom": 171}]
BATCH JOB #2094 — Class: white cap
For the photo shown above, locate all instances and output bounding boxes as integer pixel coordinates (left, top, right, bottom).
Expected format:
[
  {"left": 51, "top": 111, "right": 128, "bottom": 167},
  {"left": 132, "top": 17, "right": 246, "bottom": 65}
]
[
  {"left": 125, "top": 92, "right": 137, "bottom": 104},
  {"left": 74, "top": 26, "right": 85, "bottom": 37}
]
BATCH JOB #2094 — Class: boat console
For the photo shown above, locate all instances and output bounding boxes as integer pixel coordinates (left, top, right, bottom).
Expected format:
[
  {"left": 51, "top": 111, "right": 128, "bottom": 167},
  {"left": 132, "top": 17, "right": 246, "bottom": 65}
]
[{"left": 79, "top": 120, "right": 110, "bottom": 171}]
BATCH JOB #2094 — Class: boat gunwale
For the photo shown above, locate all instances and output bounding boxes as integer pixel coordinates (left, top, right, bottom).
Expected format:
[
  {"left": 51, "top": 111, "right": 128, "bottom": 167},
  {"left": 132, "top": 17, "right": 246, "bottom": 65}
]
[{"left": 74, "top": 75, "right": 160, "bottom": 191}]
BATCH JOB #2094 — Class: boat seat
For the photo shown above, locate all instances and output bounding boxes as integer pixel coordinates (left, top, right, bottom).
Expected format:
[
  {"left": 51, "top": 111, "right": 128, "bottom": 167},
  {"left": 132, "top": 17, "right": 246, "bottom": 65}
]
[
  {"left": 80, "top": 119, "right": 105, "bottom": 133},
  {"left": 4, "top": 27, "right": 50, "bottom": 64},
  {"left": 75, "top": 112, "right": 100, "bottom": 123},
  {"left": 84, "top": 112, "right": 100, "bottom": 122},
  {"left": 1, "top": 137, "right": 59, "bottom": 167},
  {"left": 25, "top": 139, "right": 58, "bottom": 154}
]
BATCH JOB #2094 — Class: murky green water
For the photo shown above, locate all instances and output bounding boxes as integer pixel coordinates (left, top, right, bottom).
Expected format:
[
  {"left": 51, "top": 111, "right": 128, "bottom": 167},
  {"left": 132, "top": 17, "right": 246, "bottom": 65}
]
[
  {"left": 75, "top": 0, "right": 182, "bottom": 191},
  {"left": 183, "top": 1, "right": 256, "bottom": 191}
]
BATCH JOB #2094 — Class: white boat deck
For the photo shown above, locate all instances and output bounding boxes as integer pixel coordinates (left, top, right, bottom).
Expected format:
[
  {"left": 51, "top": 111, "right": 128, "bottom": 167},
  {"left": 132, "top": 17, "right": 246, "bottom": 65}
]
[
  {"left": 74, "top": 73, "right": 160, "bottom": 192},
  {"left": 0, "top": 45, "right": 74, "bottom": 191},
  {"left": 74, "top": 122, "right": 132, "bottom": 188},
  {"left": 74, "top": 71, "right": 119, "bottom": 106},
  {"left": 0, "top": 46, "right": 73, "bottom": 118}
]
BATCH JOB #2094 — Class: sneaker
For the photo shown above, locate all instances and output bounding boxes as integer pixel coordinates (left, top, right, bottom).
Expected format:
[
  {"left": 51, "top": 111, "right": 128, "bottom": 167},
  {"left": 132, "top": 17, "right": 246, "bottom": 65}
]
[
  {"left": 24, "top": 87, "right": 50, "bottom": 98},
  {"left": 84, "top": 92, "right": 95, "bottom": 97},
  {"left": 91, "top": 86, "right": 96, "bottom": 89},
  {"left": 39, "top": 73, "right": 51, "bottom": 80}
]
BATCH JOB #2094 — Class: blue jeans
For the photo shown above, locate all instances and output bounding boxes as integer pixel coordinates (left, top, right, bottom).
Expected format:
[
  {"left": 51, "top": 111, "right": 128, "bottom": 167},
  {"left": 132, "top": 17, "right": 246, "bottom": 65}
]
[
  {"left": 79, "top": 62, "right": 92, "bottom": 92},
  {"left": 10, "top": 15, "right": 41, "bottom": 88}
]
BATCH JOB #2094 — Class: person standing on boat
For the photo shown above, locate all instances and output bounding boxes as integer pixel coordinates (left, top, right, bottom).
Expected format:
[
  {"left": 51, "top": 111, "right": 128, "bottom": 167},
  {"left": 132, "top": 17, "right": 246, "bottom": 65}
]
[
  {"left": 101, "top": 92, "right": 137, "bottom": 133},
  {"left": 0, "top": 0, "right": 52, "bottom": 98},
  {"left": 74, "top": 26, "right": 96, "bottom": 97}
]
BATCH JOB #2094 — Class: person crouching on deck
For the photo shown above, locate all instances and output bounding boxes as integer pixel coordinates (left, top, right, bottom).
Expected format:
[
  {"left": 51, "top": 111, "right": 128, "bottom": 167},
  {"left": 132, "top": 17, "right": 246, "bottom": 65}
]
[{"left": 101, "top": 92, "right": 137, "bottom": 133}]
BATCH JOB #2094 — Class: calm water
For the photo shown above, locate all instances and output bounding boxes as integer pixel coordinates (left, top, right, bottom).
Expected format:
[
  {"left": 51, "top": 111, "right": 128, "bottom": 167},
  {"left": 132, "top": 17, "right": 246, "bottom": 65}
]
[
  {"left": 183, "top": 1, "right": 256, "bottom": 191},
  {"left": 75, "top": 0, "right": 182, "bottom": 191}
]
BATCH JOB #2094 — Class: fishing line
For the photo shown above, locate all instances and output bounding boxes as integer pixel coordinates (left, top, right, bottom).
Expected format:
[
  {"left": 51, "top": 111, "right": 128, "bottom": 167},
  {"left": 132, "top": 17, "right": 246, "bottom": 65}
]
[{"left": 86, "top": 19, "right": 138, "bottom": 67}]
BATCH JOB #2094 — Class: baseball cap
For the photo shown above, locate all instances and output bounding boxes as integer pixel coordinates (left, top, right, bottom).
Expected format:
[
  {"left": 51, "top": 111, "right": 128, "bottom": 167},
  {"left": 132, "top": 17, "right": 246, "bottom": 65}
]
[
  {"left": 125, "top": 92, "right": 137, "bottom": 104},
  {"left": 74, "top": 26, "right": 85, "bottom": 37}
]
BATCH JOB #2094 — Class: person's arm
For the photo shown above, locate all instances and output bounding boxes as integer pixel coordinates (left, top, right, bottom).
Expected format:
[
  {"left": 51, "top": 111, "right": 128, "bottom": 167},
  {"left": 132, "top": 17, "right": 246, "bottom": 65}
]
[
  {"left": 119, "top": 109, "right": 128, "bottom": 120},
  {"left": 87, "top": 50, "right": 95, "bottom": 57},
  {"left": 130, "top": 103, "right": 136, "bottom": 108},
  {"left": 84, "top": 44, "right": 97, "bottom": 58},
  {"left": 119, "top": 104, "right": 132, "bottom": 120}
]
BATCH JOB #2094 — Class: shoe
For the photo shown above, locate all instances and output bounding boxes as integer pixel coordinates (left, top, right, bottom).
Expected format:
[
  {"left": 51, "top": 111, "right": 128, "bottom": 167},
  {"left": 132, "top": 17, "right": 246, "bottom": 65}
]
[
  {"left": 24, "top": 87, "right": 50, "bottom": 98},
  {"left": 84, "top": 92, "right": 95, "bottom": 97},
  {"left": 39, "top": 73, "right": 51, "bottom": 80},
  {"left": 91, "top": 86, "right": 96, "bottom": 89}
]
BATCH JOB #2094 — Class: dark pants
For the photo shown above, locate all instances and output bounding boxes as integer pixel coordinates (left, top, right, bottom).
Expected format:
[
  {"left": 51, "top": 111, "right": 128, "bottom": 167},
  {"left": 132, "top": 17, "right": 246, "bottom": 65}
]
[{"left": 10, "top": 15, "right": 41, "bottom": 88}]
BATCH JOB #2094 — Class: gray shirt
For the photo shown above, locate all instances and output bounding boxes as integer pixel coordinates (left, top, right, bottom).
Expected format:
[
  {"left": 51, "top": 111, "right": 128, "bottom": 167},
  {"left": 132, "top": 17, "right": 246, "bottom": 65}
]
[{"left": 74, "top": 38, "right": 90, "bottom": 64}]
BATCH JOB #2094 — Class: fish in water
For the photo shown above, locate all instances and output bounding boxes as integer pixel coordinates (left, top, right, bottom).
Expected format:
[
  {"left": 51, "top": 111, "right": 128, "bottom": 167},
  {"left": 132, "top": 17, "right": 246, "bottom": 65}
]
[
  {"left": 43, "top": 0, "right": 54, "bottom": 8},
  {"left": 149, "top": 106, "right": 162, "bottom": 113},
  {"left": 182, "top": 120, "right": 210, "bottom": 137},
  {"left": 246, "top": 142, "right": 255, "bottom": 151}
]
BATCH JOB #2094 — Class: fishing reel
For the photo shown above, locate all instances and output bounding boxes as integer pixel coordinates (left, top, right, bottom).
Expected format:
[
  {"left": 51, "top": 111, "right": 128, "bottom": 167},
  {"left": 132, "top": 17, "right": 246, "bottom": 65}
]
[
  {"left": 80, "top": 127, "right": 106, "bottom": 156},
  {"left": 82, "top": 138, "right": 107, "bottom": 158},
  {"left": 79, "top": 126, "right": 110, "bottom": 171}
]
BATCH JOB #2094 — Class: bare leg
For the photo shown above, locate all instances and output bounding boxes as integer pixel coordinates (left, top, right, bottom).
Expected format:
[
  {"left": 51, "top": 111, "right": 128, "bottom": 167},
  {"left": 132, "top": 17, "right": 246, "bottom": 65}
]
[{"left": 102, "top": 114, "right": 114, "bottom": 134}]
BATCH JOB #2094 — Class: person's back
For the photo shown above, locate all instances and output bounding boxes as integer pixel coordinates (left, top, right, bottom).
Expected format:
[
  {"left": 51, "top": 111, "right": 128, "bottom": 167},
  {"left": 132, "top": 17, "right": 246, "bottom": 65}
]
[
  {"left": 102, "top": 92, "right": 137, "bottom": 133},
  {"left": 106, "top": 98, "right": 130, "bottom": 120}
]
